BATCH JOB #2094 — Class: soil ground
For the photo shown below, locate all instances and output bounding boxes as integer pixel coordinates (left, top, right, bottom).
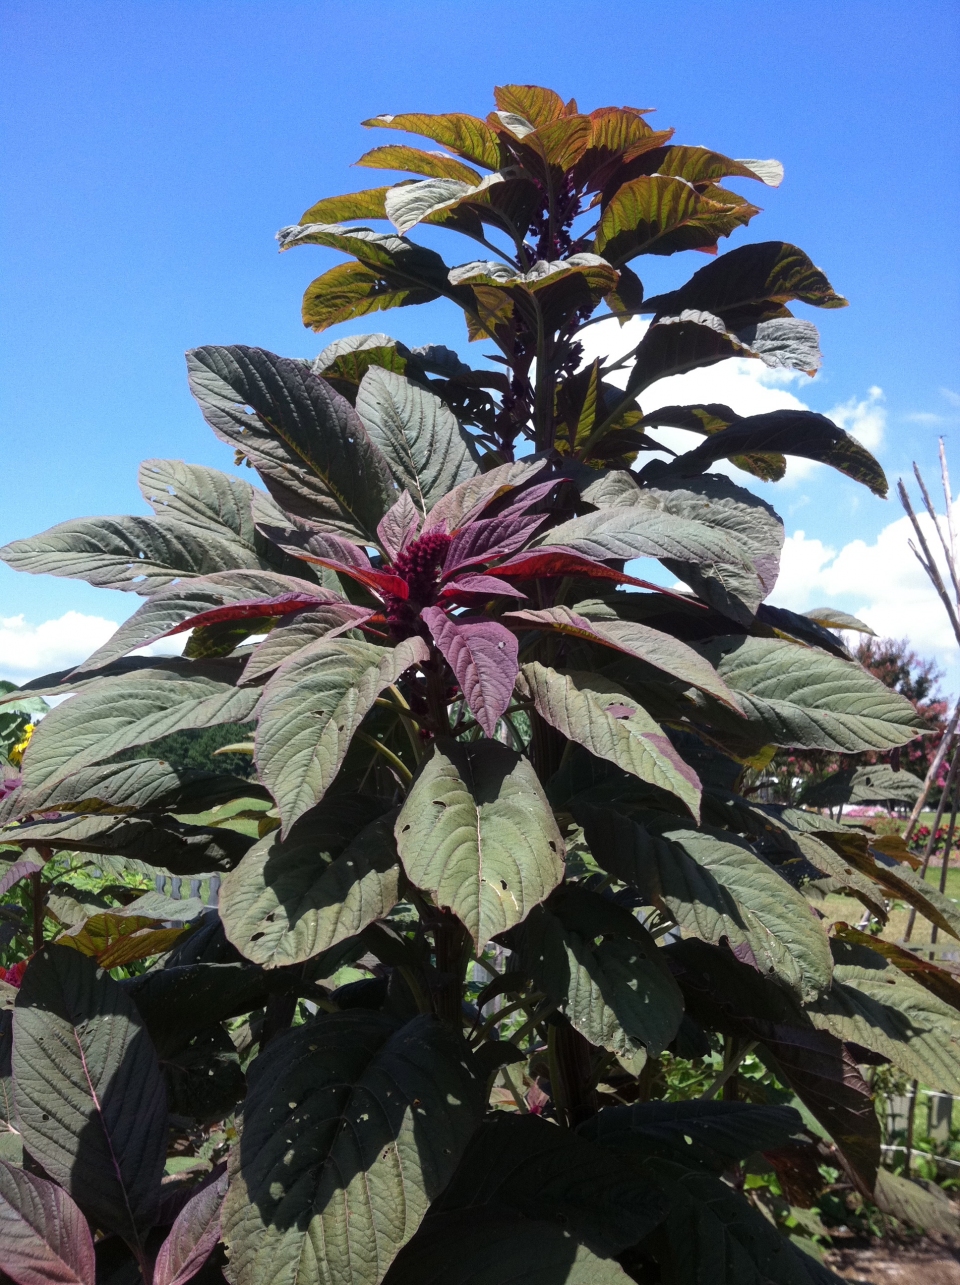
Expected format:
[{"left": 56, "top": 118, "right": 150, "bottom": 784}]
[{"left": 825, "top": 1238, "right": 960, "bottom": 1282}]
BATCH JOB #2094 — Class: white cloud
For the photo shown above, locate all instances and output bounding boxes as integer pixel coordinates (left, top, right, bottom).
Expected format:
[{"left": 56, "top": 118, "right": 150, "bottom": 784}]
[
  {"left": 942, "top": 388, "right": 960, "bottom": 409},
  {"left": 824, "top": 385, "right": 885, "bottom": 450},
  {"left": 905, "top": 411, "right": 949, "bottom": 426},
  {"left": 0, "top": 611, "right": 185, "bottom": 685},
  {"left": 772, "top": 504, "right": 960, "bottom": 695}
]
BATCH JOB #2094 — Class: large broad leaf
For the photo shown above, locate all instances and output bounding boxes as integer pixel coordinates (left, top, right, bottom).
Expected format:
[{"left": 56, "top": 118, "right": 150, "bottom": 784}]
[
  {"left": 298, "top": 260, "right": 441, "bottom": 332},
  {"left": 519, "top": 663, "right": 702, "bottom": 819},
  {"left": 123, "top": 962, "right": 275, "bottom": 1056},
  {"left": 186, "top": 345, "right": 395, "bottom": 542},
  {"left": 239, "top": 604, "right": 375, "bottom": 684},
  {"left": 807, "top": 939, "right": 960, "bottom": 1093},
  {"left": 356, "top": 143, "right": 481, "bottom": 183},
  {"left": 139, "top": 458, "right": 259, "bottom": 544},
  {"left": 355, "top": 368, "right": 479, "bottom": 515},
  {"left": 503, "top": 883, "right": 683, "bottom": 1058},
  {"left": 56, "top": 911, "right": 193, "bottom": 968},
  {"left": 431, "top": 1112, "right": 666, "bottom": 1256},
  {"left": 19, "top": 667, "right": 260, "bottom": 792},
  {"left": 624, "top": 310, "right": 758, "bottom": 397},
  {"left": 615, "top": 473, "right": 784, "bottom": 623},
  {"left": 833, "top": 923, "right": 960, "bottom": 1014},
  {"left": 577, "top": 807, "right": 832, "bottom": 1002},
  {"left": 873, "top": 1168, "right": 960, "bottom": 1237},
  {"left": 697, "top": 636, "right": 926, "bottom": 751},
  {"left": 539, "top": 504, "right": 755, "bottom": 574},
  {"left": 362, "top": 111, "right": 506, "bottom": 170},
  {"left": 643, "top": 241, "right": 847, "bottom": 327},
  {"left": 220, "top": 800, "right": 399, "bottom": 967},
  {"left": 507, "top": 605, "right": 736, "bottom": 705},
  {"left": 422, "top": 609, "right": 518, "bottom": 738},
  {"left": 13, "top": 947, "right": 167, "bottom": 1250},
  {"left": 800, "top": 764, "right": 922, "bottom": 809},
  {"left": 222, "top": 1010, "right": 482, "bottom": 1285},
  {"left": 382, "top": 1208, "right": 632, "bottom": 1285},
  {"left": 0, "top": 513, "right": 261, "bottom": 595},
  {"left": 395, "top": 738, "right": 564, "bottom": 948},
  {"left": 154, "top": 1170, "right": 227, "bottom": 1285},
  {"left": 595, "top": 175, "right": 758, "bottom": 265},
  {"left": 0, "top": 1159, "right": 96, "bottom": 1285},
  {"left": 255, "top": 636, "right": 429, "bottom": 834},
  {"left": 422, "top": 458, "right": 545, "bottom": 534},
  {"left": 581, "top": 1100, "right": 805, "bottom": 1174}
]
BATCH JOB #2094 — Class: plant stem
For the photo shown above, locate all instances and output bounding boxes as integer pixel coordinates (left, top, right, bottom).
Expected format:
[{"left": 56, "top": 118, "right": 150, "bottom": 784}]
[
  {"left": 904, "top": 1078, "right": 920, "bottom": 1175},
  {"left": 356, "top": 732, "right": 413, "bottom": 784},
  {"left": 905, "top": 743, "right": 960, "bottom": 941},
  {"left": 30, "top": 870, "right": 44, "bottom": 954},
  {"left": 700, "top": 1039, "right": 758, "bottom": 1101},
  {"left": 931, "top": 790, "right": 959, "bottom": 946}
]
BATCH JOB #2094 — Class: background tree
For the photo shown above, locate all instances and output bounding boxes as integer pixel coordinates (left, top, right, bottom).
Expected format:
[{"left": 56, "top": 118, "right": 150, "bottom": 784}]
[{"left": 0, "top": 84, "right": 956, "bottom": 1285}]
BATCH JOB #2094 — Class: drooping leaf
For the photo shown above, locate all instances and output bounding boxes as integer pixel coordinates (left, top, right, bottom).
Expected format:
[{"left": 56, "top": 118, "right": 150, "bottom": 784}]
[
  {"left": 355, "top": 368, "right": 479, "bottom": 515},
  {"left": 431, "top": 1112, "right": 666, "bottom": 1256},
  {"left": 13, "top": 946, "right": 167, "bottom": 1249},
  {"left": 56, "top": 912, "right": 192, "bottom": 969},
  {"left": 697, "top": 636, "right": 927, "bottom": 752},
  {"left": 0, "top": 1159, "right": 96, "bottom": 1285},
  {"left": 643, "top": 241, "right": 847, "bottom": 327},
  {"left": 807, "top": 939, "right": 960, "bottom": 1093},
  {"left": 19, "top": 667, "right": 260, "bottom": 792},
  {"left": 186, "top": 345, "right": 396, "bottom": 542},
  {"left": 395, "top": 738, "right": 565, "bottom": 947},
  {"left": 299, "top": 188, "right": 391, "bottom": 223},
  {"left": 222, "top": 1010, "right": 482, "bottom": 1285},
  {"left": 220, "top": 800, "right": 399, "bottom": 967},
  {"left": 832, "top": 924, "right": 960, "bottom": 1013},
  {"left": 0, "top": 514, "right": 262, "bottom": 595},
  {"left": 504, "top": 883, "right": 684, "bottom": 1058},
  {"left": 255, "top": 636, "right": 429, "bottom": 834},
  {"left": 873, "top": 1168, "right": 960, "bottom": 1237},
  {"left": 624, "top": 310, "right": 757, "bottom": 397},
  {"left": 299, "top": 260, "right": 441, "bottom": 332},
  {"left": 256, "top": 524, "right": 407, "bottom": 598},
  {"left": 422, "top": 609, "right": 518, "bottom": 738},
  {"left": 506, "top": 605, "right": 737, "bottom": 705},
  {"left": 76, "top": 571, "right": 339, "bottom": 673},
  {"left": 519, "top": 663, "right": 702, "bottom": 818},
  {"left": 154, "top": 1171, "right": 228, "bottom": 1285},
  {"left": 484, "top": 546, "right": 675, "bottom": 593},
  {"left": 578, "top": 807, "right": 832, "bottom": 1001},
  {"left": 138, "top": 458, "right": 260, "bottom": 543}
]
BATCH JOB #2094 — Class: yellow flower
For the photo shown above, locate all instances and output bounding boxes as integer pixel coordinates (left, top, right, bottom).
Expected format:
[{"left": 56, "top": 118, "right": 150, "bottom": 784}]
[{"left": 9, "top": 723, "right": 35, "bottom": 767}]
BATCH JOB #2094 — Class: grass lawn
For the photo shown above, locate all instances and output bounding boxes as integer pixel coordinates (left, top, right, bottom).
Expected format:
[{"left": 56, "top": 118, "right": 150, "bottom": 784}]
[{"left": 814, "top": 860, "right": 960, "bottom": 955}]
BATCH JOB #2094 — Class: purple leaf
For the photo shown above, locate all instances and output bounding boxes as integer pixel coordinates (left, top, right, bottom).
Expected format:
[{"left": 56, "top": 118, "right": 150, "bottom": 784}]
[
  {"left": 482, "top": 547, "right": 674, "bottom": 591},
  {"left": 377, "top": 491, "right": 421, "bottom": 563},
  {"left": 422, "top": 459, "right": 547, "bottom": 535},
  {"left": 256, "top": 524, "right": 373, "bottom": 570},
  {"left": 440, "top": 574, "right": 528, "bottom": 601},
  {"left": 0, "top": 860, "right": 42, "bottom": 897},
  {"left": 442, "top": 512, "right": 548, "bottom": 577},
  {"left": 422, "top": 608, "right": 519, "bottom": 738},
  {"left": 0, "top": 1158, "right": 96, "bottom": 1285},
  {"left": 153, "top": 1170, "right": 227, "bottom": 1285},
  {"left": 486, "top": 475, "right": 566, "bottom": 519},
  {"left": 166, "top": 593, "right": 338, "bottom": 636}
]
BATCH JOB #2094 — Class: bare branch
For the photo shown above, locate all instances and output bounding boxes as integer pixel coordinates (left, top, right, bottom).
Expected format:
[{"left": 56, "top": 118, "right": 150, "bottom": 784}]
[{"left": 899, "top": 478, "right": 960, "bottom": 647}]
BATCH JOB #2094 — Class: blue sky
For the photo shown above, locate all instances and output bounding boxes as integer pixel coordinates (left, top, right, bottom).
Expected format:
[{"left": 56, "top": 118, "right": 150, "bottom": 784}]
[{"left": 2, "top": 1, "right": 959, "bottom": 688}]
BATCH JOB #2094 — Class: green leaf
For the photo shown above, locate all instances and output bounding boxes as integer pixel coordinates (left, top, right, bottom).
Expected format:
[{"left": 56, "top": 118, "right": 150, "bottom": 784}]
[
  {"left": 239, "top": 605, "right": 374, "bottom": 685},
  {"left": 299, "top": 188, "right": 391, "bottom": 223},
  {"left": 221, "top": 802, "right": 400, "bottom": 967},
  {"left": 596, "top": 175, "right": 758, "bottom": 265},
  {"left": 698, "top": 636, "right": 927, "bottom": 751},
  {"left": 356, "top": 145, "right": 481, "bottom": 183},
  {"left": 643, "top": 241, "right": 848, "bottom": 328},
  {"left": 494, "top": 84, "right": 567, "bottom": 127},
  {"left": 362, "top": 111, "right": 506, "bottom": 171},
  {"left": 504, "top": 883, "right": 684, "bottom": 1058},
  {"left": 799, "top": 764, "right": 922, "bottom": 809},
  {"left": 624, "top": 310, "right": 757, "bottom": 397},
  {"left": 0, "top": 513, "right": 262, "bottom": 595},
  {"left": 355, "top": 368, "right": 479, "bottom": 515},
  {"left": 577, "top": 807, "right": 832, "bottom": 1002},
  {"left": 255, "top": 636, "right": 429, "bottom": 834},
  {"left": 19, "top": 667, "right": 260, "bottom": 792},
  {"left": 222, "top": 1011, "right": 482, "bottom": 1285},
  {"left": 580, "top": 1099, "right": 805, "bottom": 1174},
  {"left": 611, "top": 474, "right": 784, "bottom": 624},
  {"left": 138, "top": 458, "right": 259, "bottom": 544},
  {"left": 873, "top": 1168, "right": 960, "bottom": 1237},
  {"left": 13, "top": 946, "right": 167, "bottom": 1251},
  {"left": 508, "top": 604, "right": 737, "bottom": 706},
  {"left": 383, "top": 1208, "right": 633, "bottom": 1285},
  {"left": 395, "top": 738, "right": 565, "bottom": 948},
  {"left": 639, "top": 404, "right": 786, "bottom": 481},
  {"left": 518, "top": 662, "right": 702, "bottom": 819},
  {"left": 124, "top": 961, "right": 275, "bottom": 1056},
  {"left": 807, "top": 939, "right": 960, "bottom": 1093},
  {"left": 186, "top": 345, "right": 396, "bottom": 542},
  {"left": 432, "top": 1112, "right": 666, "bottom": 1255},
  {"left": 540, "top": 503, "right": 755, "bottom": 571},
  {"left": 804, "top": 606, "right": 875, "bottom": 634},
  {"left": 300, "top": 260, "right": 441, "bottom": 332}
]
